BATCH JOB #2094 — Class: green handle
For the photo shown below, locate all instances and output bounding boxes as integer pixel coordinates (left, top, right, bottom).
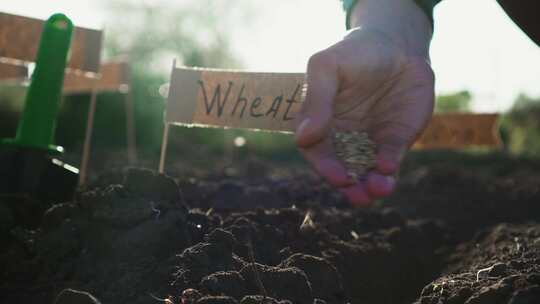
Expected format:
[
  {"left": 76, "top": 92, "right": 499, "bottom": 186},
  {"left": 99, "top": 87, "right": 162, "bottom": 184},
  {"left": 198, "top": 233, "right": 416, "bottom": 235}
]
[{"left": 2, "top": 13, "right": 73, "bottom": 154}]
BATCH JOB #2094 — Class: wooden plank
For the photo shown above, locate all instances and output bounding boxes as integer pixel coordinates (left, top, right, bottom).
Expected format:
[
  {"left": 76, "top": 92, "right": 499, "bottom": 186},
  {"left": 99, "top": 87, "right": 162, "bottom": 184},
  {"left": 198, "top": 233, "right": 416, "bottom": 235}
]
[
  {"left": 413, "top": 113, "right": 501, "bottom": 149},
  {"left": 0, "top": 61, "right": 129, "bottom": 93},
  {"left": 63, "top": 62, "right": 129, "bottom": 94},
  {"left": 0, "top": 12, "right": 102, "bottom": 73},
  {"left": 166, "top": 66, "right": 501, "bottom": 148},
  {"left": 0, "top": 61, "right": 27, "bottom": 80},
  {"left": 166, "top": 67, "right": 305, "bottom": 132}
]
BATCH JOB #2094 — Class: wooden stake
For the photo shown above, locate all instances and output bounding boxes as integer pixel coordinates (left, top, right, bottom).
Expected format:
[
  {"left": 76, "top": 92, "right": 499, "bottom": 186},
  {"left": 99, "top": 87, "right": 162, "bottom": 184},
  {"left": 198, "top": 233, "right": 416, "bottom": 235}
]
[
  {"left": 125, "top": 89, "right": 137, "bottom": 165},
  {"left": 79, "top": 82, "right": 98, "bottom": 185},
  {"left": 158, "top": 123, "right": 170, "bottom": 174}
]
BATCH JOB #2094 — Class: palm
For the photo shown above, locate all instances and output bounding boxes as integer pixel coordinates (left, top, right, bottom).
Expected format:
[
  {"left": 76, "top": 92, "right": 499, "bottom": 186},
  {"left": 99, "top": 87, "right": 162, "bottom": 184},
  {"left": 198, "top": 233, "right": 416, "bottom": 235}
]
[{"left": 296, "top": 29, "right": 434, "bottom": 206}]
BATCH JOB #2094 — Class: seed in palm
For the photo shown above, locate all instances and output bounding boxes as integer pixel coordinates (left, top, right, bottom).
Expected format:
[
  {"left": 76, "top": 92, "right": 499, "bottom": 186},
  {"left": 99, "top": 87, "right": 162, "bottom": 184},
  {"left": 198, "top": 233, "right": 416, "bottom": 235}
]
[{"left": 333, "top": 131, "right": 377, "bottom": 179}]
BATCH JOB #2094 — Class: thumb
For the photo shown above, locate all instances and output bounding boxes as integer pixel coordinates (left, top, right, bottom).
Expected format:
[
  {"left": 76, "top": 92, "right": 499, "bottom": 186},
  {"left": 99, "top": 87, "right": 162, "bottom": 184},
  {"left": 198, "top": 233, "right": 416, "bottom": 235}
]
[{"left": 295, "top": 51, "right": 339, "bottom": 148}]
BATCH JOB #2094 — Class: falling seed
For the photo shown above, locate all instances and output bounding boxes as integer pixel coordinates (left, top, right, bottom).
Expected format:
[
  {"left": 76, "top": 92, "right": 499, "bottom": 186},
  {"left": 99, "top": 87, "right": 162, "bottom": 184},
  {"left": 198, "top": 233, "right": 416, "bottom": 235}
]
[
  {"left": 333, "top": 131, "right": 377, "bottom": 179},
  {"left": 300, "top": 211, "right": 316, "bottom": 232}
]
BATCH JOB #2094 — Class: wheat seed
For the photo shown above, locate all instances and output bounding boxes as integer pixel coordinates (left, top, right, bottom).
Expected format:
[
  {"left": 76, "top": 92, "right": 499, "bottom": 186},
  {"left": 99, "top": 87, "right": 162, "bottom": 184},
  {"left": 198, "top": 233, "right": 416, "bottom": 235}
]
[{"left": 333, "top": 131, "right": 377, "bottom": 179}]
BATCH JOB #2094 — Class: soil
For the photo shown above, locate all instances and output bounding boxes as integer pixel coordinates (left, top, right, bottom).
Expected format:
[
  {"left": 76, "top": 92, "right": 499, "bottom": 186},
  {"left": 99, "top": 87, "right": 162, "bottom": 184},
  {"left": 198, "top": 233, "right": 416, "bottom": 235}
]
[{"left": 1, "top": 151, "right": 540, "bottom": 304}]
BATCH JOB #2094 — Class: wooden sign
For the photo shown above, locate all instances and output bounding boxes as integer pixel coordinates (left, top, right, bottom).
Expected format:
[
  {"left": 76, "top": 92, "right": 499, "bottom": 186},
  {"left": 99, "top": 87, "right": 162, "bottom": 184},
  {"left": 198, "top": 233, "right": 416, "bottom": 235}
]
[
  {"left": 165, "top": 66, "right": 501, "bottom": 150},
  {"left": 0, "top": 61, "right": 27, "bottom": 81},
  {"left": 166, "top": 67, "right": 305, "bottom": 132},
  {"left": 63, "top": 62, "right": 129, "bottom": 94},
  {"left": 413, "top": 113, "right": 500, "bottom": 149},
  {"left": 0, "top": 12, "right": 102, "bottom": 73}
]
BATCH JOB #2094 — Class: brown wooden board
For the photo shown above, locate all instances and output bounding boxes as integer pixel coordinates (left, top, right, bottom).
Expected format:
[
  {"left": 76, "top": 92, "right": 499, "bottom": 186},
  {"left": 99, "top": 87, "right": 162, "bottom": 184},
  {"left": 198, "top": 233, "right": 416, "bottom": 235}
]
[
  {"left": 413, "top": 113, "right": 501, "bottom": 149},
  {"left": 166, "top": 67, "right": 501, "bottom": 149},
  {"left": 63, "top": 62, "right": 129, "bottom": 94},
  {"left": 166, "top": 67, "right": 305, "bottom": 132},
  {"left": 0, "top": 12, "right": 102, "bottom": 73},
  {"left": 0, "top": 61, "right": 27, "bottom": 80}
]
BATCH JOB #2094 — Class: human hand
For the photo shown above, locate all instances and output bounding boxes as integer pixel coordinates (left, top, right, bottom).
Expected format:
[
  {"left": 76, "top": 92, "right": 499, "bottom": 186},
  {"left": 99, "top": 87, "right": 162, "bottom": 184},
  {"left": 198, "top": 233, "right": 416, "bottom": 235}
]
[{"left": 295, "top": 0, "right": 435, "bottom": 207}]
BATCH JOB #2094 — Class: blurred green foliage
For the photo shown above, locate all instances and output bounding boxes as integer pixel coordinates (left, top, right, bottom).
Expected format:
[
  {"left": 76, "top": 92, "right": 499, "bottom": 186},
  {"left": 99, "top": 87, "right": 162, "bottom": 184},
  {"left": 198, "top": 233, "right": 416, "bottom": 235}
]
[
  {"left": 97, "top": 0, "right": 248, "bottom": 153},
  {"left": 50, "top": 1, "right": 262, "bottom": 162},
  {"left": 0, "top": 85, "right": 26, "bottom": 138},
  {"left": 89, "top": 0, "right": 304, "bottom": 166},
  {"left": 0, "top": 0, "right": 302, "bottom": 172},
  {"left": 435, "top": 90, "right": 472, "bottom": 113},
  {"left": 500, "top": 94, "right": 540, "bottom": 157},
  {"left": 2, "top": 1, "right": 539, "bottom": 171}
]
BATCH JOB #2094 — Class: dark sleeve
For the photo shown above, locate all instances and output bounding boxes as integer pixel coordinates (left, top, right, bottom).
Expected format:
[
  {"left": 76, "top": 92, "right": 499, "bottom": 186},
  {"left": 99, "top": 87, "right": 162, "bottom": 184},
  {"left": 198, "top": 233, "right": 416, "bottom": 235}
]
[
  {"left": 497, "top": 0, "right": 540, "bottom": 46},
  {"left": 414, "top": 0, "right": 442, "bottom": 27},
  {"left": 343, "top": 0, "right": 539, "bottom": 46}
]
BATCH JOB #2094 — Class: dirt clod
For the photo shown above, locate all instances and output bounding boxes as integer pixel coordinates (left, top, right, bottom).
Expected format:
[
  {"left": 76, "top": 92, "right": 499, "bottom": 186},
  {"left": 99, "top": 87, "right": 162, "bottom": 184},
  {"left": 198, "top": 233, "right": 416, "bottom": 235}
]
[
  {"left": 280, "top": 254, "right": 344, "bottom": 302},
  {"left": 124, "top": 167, "right": 182, "bottom": 202},
  {"left": 488, "top": 263, "right": 509, "bottom": 277},
  {"left": 201, "top": 271, "right": 248, "bottom": 300},
  {"left": 239, "top": 264, "right": 313, "bottom": 304},
  {"left": 1, "top": 153, "right": 540, "bottom": 304}
]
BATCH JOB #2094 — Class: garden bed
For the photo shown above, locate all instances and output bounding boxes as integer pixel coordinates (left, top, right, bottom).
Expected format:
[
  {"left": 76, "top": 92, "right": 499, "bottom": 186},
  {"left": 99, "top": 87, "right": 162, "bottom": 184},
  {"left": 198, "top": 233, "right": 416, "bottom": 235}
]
[{"left": 1, "top": 151, "right": 539, "bottom": 304}]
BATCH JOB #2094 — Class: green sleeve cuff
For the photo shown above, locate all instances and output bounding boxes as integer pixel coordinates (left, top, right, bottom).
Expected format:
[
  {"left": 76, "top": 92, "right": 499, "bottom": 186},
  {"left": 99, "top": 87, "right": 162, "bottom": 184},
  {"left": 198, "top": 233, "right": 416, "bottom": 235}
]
[
  {"left": 342, "top": 0, "right": 357, "bottom": 30},
  {"left": 342, "top": 0, "right": 440, "bottom": 30}
]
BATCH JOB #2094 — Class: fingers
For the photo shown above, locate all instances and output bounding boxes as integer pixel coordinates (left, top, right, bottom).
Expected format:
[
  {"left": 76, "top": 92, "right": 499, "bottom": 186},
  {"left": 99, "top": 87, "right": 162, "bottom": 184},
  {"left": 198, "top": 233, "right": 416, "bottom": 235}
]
[
  {"left": 296, "top": 49, "right": 353, "bottom": 188},
  {"left": 339, "top": 184, "right": 372, "bottom": 207},
  {"left": 363, "top": 69, "right": 434, "bottom": 203},
  {"left": 295, "top": 50, "right": 339, "bottom": 148},
  {"left": 372, "top": 60, "right": 435, "bottom": 177},
  {"left": 296, "top": 49, "right": 435, "bottom": 208},
  {"left": 375, "top": 133, "right": 409, "bottom": 176},
  {"left": 339, "top": 173, "right": 395, "bottom": 207},
  {"left": 366, "top": 172, "right": 395, "bottom": 198},
  {"left": 299, "top": 137, "right": 355, "bottom": 188}
]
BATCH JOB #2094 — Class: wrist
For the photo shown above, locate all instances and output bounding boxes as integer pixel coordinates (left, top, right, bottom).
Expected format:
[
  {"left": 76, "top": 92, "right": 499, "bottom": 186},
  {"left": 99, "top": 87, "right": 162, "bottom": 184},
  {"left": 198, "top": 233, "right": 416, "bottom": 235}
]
[{"left": 348, "top": 0, "right": 433, "bottom": 58}]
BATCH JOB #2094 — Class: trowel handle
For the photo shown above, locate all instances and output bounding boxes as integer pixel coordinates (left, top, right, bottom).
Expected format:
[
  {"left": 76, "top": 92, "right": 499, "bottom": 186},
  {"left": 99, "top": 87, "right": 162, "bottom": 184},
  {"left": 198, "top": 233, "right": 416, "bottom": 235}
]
[{"left": 14, "top": 13, "right": 73, "bottom": 153}]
